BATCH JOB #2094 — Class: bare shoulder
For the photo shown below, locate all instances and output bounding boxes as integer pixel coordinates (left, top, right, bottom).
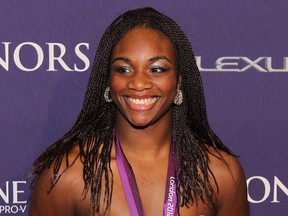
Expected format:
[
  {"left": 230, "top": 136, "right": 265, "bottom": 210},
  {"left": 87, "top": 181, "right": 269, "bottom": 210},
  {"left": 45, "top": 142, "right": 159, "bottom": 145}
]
[
  {"left": 29, "top": 146, "right": 88, "bottom": 216},
  {"left": 207, "top": 148, "right": 246, "bottom": 186},
  {"left": 207, "top": 147, "right": 249, "bottom": 216}
]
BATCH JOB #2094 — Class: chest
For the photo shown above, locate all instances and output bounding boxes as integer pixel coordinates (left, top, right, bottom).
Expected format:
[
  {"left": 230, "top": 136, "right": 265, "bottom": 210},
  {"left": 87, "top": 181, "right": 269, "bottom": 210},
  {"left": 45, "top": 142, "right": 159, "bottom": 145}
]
[
  {"left": 109, "top": 160, "right": 215, "bottom": 216},
  {"left": 76, "top": 160, "right": 216, "bottom": 216}
]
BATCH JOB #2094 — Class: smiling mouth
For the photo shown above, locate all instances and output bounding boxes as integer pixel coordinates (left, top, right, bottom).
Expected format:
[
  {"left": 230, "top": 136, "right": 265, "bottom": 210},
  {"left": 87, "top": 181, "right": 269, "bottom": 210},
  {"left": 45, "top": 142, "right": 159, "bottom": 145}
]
[{"left": 126, "top": 97, "right": 158, "bottom": 105}]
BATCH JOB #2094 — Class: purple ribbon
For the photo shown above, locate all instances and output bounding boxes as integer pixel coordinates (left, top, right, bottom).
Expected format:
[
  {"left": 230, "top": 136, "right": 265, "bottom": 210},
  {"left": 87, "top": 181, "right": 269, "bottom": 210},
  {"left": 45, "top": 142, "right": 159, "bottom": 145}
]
[{"left": 114, "top": 131, "right": 177, "bottom": 216}]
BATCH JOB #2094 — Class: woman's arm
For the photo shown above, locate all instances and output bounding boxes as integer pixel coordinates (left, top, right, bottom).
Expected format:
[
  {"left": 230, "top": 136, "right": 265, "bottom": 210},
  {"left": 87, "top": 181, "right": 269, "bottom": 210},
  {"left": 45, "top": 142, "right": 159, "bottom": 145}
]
[
  {"left": 29, "top": 153, "right": 84, "bottom": 216},
  {"left": 210, "top": 151, "right": 249, "bottom": 216}
]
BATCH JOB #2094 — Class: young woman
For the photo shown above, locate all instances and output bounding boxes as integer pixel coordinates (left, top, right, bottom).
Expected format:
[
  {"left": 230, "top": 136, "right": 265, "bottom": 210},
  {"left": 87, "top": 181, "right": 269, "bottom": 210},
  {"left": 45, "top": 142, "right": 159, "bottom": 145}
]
[{"left": 29, "top": 7, "right": 248, "bottom": 216}]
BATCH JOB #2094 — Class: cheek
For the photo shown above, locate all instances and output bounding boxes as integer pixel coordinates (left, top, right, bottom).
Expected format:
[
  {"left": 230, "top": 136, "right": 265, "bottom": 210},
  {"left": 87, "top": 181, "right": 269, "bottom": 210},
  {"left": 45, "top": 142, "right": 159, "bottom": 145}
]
[
  {"left": 158, "top": 76, "right": 178, "bottom": 95},
  {"left": 109, "top": 75, "right": 124, "bottom": 96}
]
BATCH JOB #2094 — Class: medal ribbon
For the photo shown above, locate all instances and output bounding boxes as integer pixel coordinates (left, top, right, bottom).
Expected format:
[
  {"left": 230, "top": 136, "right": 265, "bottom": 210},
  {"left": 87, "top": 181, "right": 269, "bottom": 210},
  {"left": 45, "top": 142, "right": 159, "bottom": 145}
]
[{"left": 114, "top": 131, "right": 177, "bottom": 216}]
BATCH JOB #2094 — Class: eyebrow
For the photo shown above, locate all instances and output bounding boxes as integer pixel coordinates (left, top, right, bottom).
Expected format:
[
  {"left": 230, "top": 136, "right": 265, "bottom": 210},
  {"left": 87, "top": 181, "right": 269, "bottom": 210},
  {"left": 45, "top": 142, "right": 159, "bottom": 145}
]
[
  {"left": 111, "top": 56, "right": 131, "bottom": 63},
  {"left": 149, "top": 56, "right": 172, "bottom": 63},
  {"left": 111, "top": 55, "right": 172, "bottom": 64}
]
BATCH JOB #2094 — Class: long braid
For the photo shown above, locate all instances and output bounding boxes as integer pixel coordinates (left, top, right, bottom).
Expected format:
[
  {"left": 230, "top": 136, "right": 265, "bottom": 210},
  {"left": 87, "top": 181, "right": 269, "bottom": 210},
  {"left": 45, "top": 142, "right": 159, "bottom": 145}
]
[{"left": 30, "top": 7, "right": 233, "bottom": 215}]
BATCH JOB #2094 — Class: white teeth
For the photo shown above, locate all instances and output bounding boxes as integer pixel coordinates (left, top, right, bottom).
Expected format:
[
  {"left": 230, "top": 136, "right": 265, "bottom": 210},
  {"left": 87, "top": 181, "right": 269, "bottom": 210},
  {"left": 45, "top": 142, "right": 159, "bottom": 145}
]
[{"left": 127, "top": 97, "right": 157, "bottom": 105}]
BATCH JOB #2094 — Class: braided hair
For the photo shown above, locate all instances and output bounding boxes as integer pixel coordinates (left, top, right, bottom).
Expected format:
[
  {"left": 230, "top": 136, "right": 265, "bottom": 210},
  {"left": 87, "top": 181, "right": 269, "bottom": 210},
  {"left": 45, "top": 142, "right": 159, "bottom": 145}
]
[{"left": 31, "top": 7, "right": 233, "bottom": 215}]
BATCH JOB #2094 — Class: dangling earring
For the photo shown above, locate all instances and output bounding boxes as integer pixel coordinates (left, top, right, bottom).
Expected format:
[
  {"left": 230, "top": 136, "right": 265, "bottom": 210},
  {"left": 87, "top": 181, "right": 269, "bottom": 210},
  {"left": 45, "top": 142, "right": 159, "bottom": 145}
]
[
  {"left": 104, "top": 87, "right": 112, "bottom": 103},
  {"left": 174, "top": 89, "right": 183, "bottom": 105}
]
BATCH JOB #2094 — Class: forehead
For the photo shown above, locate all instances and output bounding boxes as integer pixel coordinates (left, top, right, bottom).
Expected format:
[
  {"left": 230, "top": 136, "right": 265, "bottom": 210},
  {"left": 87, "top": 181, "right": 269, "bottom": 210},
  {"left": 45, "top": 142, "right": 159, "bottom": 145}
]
[{"left": 111, "top": 27, "right": 176, "bottom": 59}]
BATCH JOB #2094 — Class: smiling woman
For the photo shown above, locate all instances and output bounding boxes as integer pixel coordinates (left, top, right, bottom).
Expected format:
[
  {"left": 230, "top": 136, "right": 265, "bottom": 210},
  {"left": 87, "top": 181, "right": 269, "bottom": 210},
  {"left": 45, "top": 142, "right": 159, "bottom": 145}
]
[
  {"left": 110, "top": 27, "right": 179, "bottom": 128},
  {"left": 28, "top": 7, "right": 248, "bottom": 216}
]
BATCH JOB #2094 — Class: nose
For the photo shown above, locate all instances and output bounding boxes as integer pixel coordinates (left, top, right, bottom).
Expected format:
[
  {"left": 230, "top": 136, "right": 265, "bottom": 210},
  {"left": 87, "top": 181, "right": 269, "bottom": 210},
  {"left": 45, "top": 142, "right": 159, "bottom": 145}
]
[{"left": 127, "top": 71, "right": 153, "bottom": 91}]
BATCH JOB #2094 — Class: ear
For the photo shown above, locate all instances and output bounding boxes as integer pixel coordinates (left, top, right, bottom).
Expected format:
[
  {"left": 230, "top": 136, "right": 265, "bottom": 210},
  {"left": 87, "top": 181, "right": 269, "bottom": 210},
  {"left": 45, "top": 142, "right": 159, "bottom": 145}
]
[{"left": 177, "top": 75, "right": 182, "bottom": 91}]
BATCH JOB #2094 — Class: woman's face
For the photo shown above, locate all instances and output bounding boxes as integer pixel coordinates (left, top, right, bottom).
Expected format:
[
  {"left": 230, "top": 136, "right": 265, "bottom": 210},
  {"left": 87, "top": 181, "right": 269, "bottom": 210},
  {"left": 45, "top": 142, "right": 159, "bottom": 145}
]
[{"left": 109, "top": 27, "right": 179, "bottom": 128}]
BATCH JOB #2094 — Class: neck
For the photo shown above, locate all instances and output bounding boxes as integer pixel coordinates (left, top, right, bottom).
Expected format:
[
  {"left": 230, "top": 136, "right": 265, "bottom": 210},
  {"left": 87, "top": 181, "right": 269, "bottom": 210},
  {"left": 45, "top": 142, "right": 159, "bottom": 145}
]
[{"left": 115, "top": 117, "right": 173, "bottom": 161}]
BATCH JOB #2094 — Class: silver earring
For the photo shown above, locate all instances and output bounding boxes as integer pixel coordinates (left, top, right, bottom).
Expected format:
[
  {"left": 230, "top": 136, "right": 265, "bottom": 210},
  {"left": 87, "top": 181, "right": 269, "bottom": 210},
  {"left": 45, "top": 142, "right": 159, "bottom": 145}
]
[
  {"left": 104, "top": 87, "right": 112, "bottom": 103},
  {"left": 174, "top": 90, "right": 183, "bottom": 105}
]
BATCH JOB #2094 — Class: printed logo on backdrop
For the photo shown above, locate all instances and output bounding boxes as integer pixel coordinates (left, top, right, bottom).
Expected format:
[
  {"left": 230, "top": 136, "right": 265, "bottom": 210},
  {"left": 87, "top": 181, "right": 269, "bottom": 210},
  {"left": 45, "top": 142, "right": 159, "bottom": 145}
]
[
  {"left": 247, "top": 176, "right": 288, "bottom": 204},
  {"left": 196, "top": 56, "right": 288, "bottom": 72},
  {"left": 0, "top": 42, "right": 90, "bottom": 72},
  {"left": 1, "top": 42, "right": 288, "bottom": 73},
  {"left": 0, "top": 181, "right": 27, "bottom": 214}
]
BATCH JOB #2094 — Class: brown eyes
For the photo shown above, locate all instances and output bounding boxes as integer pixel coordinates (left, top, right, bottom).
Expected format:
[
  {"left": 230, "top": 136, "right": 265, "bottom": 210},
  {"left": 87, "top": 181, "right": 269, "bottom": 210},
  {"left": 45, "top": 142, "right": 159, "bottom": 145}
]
[
  {"left": 150, "top": 66, "right": 168, "bottom": 73},
  {"left": 113, "top": 66, "right": 168, "bottom": 74},
  {"left": 115, "top": 66, "right": 132, "bottom": 74}
]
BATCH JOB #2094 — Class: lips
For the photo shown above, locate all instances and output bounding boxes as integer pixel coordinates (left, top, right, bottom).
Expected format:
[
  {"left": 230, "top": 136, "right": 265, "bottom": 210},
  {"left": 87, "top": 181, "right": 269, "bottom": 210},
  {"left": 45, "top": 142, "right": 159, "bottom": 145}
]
[
  {"left": 127, "top": 97, "right": 158, "bottom": 105},
  {"left": 124, "top": 96, "right": 159, "bottom": 111}
]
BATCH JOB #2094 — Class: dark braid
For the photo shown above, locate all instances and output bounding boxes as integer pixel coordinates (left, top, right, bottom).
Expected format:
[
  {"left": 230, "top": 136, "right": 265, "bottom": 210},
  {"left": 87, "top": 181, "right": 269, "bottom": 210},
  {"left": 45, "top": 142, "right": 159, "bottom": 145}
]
[{"left": 30, "top": 7, "right": 233, "bottom": 215}]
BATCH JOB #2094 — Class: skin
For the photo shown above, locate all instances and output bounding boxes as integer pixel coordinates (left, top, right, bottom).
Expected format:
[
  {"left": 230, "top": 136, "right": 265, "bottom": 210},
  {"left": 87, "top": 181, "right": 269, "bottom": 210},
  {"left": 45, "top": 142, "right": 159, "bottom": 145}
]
[{"left": 29, "top": 27, "right": 249, "bottom": 216}]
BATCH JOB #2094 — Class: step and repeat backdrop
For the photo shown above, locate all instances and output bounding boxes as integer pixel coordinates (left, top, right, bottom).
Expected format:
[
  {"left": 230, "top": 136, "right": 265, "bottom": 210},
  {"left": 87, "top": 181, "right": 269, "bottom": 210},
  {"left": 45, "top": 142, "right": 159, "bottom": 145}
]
[{"left": 0, "top": 1, "right": 287, "bottom": 215}]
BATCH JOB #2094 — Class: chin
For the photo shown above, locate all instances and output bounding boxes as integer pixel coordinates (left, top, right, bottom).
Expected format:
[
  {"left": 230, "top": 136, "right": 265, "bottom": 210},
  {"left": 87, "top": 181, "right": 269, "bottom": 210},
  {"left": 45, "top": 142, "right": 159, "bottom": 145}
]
[{"left": 127, "top": 117, "right": 155, "bottom": 129}]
